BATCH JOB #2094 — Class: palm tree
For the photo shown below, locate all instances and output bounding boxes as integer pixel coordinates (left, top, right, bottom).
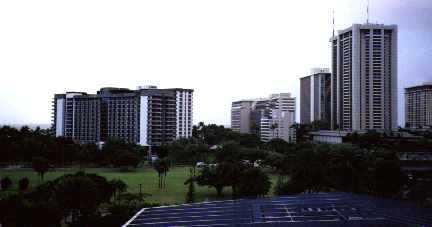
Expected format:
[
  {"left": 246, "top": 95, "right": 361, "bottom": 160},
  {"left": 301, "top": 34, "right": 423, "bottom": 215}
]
[
  {"left": 185, "top": 168, "right": 196, "bottom": 203},
  {"left": 153, "top": 158, "right": 170, "bottom": 189},
  {"left": 32, "top": 156, "right": 50, "bottom": 182},
  {"left": 110, "top": 179, "right": 127, "bottom": 200}
]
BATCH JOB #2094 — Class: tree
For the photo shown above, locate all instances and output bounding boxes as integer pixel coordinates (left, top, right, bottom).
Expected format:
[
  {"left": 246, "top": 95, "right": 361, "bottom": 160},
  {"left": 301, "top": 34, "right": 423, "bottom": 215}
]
[
  {"left": 215, "top": 141, "right": 241, "bottom": 163},
  {"left": 102, "top": 193, "right": 150, "bottom": 227},
  {"left": 266, "top": 138, "right": 290, "bottom": 153},
  {"left": 102, "top": 138, "right": 139, "bottom": 166},
  {"left": 55, "top": 175, "right": 99, "bottom": 225},
  {"left": 311, "top": 120, "right": 330, "bottom": 130},
  {"left": 193, "top": 165, "right": 225, "bottom": 196},
  {"left": 237, "top": 167, "right": 271, "bottom": 197},
  {"left": 112, "top": 151, "right": 141, "bottom": 169},
  {"left": 274, "top": 180, "right": 305, "bottom": 195},
  {"left": 407, "top": 182, "right": 432, "bottom": 205},
  {"left": 110, "top": 179, "right": 128, "bottom": 200},
  {"left": 347, "top": 130, "right": 384, "bottom": 149},
  {"left": 285, "top": 144, "right": 330, "bottom": 193},
  {"left": 193, "top": 162, "right": 243, "bottom": 197},
  {"left": 327, "top": 144, "right": 371, "bottom": 193},
  {"left": 1, "top": 177, "right": 12, "bottom": 190},
  {"left": 153, "top": 158, "right": 170, "bottom": 189},
  {"left": 18, "top": 177, "right": 30, "bottom": 191},
  {"left": 0, "top": 171, "right": 131, "bottom": 227},
  {"left": 374, "top": 160, "right": 405, "bottom": 197},
  {"left": 32, "top": 156, "right": 50, "bottom": 182},
  {"left": 154, "top": 145, "right": 170, "bottom": 159},
  {"left": 0, "top": 194, "right": 62, "bottom": 227},
  {"left": 238, "top": 133, "right": 261, "bottom": 148},
  {"left": 192, "top": 122, "right": 233, "bottom": 145},
  {"left": 217, "top": 162, "right": 243, "bottom": 198},
  {"left": 81, "top": 172, "right": 117, "bottom": 205},
  {"left": 185, "top": 169, "right": 196, "bottom": 203},
  {"left": 241, "top": 148, "right": 267, "bottom": 166}
]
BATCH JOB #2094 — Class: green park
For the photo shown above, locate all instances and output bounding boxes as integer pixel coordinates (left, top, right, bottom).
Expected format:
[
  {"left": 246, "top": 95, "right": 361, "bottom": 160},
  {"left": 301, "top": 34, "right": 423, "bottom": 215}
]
[{"left": 1, "top": 166, "right": 279, "bottom": 204}]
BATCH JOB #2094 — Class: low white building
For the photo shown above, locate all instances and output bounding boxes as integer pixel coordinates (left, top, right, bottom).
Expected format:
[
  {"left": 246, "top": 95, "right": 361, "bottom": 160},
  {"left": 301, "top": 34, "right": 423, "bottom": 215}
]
[{"left": 309, "top": 130, "right": 351, "bottom": 144}]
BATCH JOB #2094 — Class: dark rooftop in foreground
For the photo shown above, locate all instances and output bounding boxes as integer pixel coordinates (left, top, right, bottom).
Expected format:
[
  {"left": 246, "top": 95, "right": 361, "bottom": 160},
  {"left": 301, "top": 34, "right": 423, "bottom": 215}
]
[{"left": 123, "top": 192, "right": 432, "bottom": 227}]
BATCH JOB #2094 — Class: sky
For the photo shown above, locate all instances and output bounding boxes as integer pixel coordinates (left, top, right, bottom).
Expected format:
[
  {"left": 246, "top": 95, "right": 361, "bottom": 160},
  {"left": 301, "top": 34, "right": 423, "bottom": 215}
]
[{"left": 0, "top": 0, "right": 431, "bottom": 127}]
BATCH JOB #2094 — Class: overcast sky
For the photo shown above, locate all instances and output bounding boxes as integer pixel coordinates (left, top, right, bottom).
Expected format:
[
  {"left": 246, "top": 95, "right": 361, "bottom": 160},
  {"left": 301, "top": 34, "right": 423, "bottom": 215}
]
[{"left": 0, "top": 0, "right": 431, "bottom": 126}]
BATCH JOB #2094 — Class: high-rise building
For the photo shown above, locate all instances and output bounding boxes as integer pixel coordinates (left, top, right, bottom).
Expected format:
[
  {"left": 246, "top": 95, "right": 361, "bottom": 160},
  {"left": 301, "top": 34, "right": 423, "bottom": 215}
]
[
  {"left": 330, "top": 24, "right": 398, "bottom": 131},
  {"left": 231, "top": 93, "right": 296, "bottom": 143},
  {"left": 405, "top": 82, "right": 432, "bottom": 128},
  {"left": 231, "top": 100, "right": 254, "bottom": 134},
  {"left": 300, "top": 68, "right": 331, "bottom": 125},
  {"left": 53, "top": 86, "right": 193, "bottom": 146}
]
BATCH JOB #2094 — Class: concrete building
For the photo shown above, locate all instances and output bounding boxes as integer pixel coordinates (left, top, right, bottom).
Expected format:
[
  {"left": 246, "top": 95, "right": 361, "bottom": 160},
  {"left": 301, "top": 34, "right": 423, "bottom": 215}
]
[
  {"left": 231, "top": 100, "right": 254, "bottom": 134},
  {"left": 53, "top": 86, "right": 193, "bottom": 146},
  {"left": 300, "top": 68, "right": 331, "bottom": 124},
  {"left": 330, "top": 24, "right": 398, "bottom": 131},
  {"left": 405, "top": 82, "right": 432, "bottom": 128},
  {"left": 309, "top": 130, "right": 350, "bottom": 144},
  {"left": 231, "top": 93, "right": 296, "bottom": 143}
]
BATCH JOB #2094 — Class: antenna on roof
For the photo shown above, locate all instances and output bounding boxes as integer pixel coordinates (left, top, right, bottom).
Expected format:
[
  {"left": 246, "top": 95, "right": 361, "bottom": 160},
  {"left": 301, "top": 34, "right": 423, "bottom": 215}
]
[
  {"left": 332, "top": 9, "right": 335, "bottom": 37},
  {"left": 366, "top": 0, "right": 370, "bottom": 24}
]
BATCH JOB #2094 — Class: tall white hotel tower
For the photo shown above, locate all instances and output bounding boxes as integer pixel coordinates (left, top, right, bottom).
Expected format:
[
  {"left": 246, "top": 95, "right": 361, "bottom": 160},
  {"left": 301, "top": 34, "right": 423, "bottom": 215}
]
[{"left": 330, "top": 24, "right": 398, "bottom": 131}]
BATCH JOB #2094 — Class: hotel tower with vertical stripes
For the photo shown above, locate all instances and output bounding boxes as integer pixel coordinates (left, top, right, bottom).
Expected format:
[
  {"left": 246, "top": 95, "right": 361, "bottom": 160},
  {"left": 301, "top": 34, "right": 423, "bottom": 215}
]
[{"left": 330, "top": 24, "right": 398, "bottom": 131}]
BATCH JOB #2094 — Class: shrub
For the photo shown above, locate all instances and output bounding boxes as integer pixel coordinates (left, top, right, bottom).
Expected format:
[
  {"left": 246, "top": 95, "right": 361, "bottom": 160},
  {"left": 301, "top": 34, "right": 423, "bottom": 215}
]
[
  {"left": 237, "top": 167, "right": 271, "bottom": 197},
  {"left": 274, "top": 180, "right": 305, "bottom": 195},
  {"left": 18, "top": 177, "right": 30, "bottom": 191},
  {"left": 112, "top": 151, "right": 141, "bottom": 168},
  {"left": 1, "top": 177, "right": 13, "bottom": 190}
]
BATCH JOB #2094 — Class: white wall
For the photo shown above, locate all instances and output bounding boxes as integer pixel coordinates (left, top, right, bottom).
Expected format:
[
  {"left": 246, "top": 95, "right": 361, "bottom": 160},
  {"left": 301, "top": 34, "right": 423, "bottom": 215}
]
[
  {"left": 55, "top": 98, "right": 64, "bottom": 137},
  {"left": 139, "top": 96, "right": 148, "bottom": 146}
]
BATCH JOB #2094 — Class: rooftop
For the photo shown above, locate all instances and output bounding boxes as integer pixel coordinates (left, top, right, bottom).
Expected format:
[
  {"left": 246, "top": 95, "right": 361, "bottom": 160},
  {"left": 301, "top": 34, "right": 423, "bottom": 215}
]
[
  {"left": 405, "top": 82, "right": 432, "bottom": 90},
  {"left": 123, "top": 192, "right": 432, "bottom": 226}
]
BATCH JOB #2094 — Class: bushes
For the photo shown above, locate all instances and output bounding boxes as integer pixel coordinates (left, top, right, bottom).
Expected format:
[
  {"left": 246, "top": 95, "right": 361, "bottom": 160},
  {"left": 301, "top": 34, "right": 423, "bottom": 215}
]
[
  {"left": 237, "top": 167, "right": 271, "bottom": 197},
  {"left": 185, "top": 180, "right": 196, "bottom": 203},
  {"left": 18, "top": 177, "right": 30, "bottom": 191},
  {"left": 374, "top": 160, "right": 406, "bottom": 197},
  {"left": 112, "top": 151, "right": 141, "bottom": 168},
  {"left": 1, "top": 177, "right": 12, "bottom": 190},
  {"left": 0, "top": 172, "right": 133, "bottom": 227},
  {"left": 32, "top": 156, "right": 50, "bottom": 181},
  {"left": 274, "top": 180, "right": 305, "bottom": 195},
  {"left": 0, "top": 194, "right": 63, "bottom": 227},
  {"left": 193, "top": 164, "right": 271, "bottom": 198}
]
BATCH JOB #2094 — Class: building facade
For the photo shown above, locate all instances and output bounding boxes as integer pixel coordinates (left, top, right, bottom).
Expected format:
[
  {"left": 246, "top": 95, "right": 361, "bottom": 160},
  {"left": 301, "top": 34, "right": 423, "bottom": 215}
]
[
  {"left": 300, "top": 68, "right": 331, "bottom": 125},
  {"left": 231, "top": 100, "right": 254, "bottom": 134},
  {"left": 53, "top": 86, "right": 193, "bottom": 146},
  {"left": 330, "top": 24, "right": 398, "bottom": 131},
  {"left": 231, "top": 93, "right": 296, "bottom": 143},
  {"left": 309, "top": 130, "right": 350, "bottom": 144},
  {"left": 405, "top": 82, "right": 432, "bottom": 128}
]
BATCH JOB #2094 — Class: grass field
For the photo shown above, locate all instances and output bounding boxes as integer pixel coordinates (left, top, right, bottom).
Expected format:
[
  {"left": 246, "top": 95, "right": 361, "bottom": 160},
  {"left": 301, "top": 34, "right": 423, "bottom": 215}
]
[{"left": 0, "top": 166, "right": 278, "bottom": 204}]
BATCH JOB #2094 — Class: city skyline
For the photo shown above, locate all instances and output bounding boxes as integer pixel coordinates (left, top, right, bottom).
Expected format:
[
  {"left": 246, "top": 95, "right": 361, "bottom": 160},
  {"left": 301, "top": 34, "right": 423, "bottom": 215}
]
[{"left": 1, "top": 0, "right": 431, "bottom": 126}]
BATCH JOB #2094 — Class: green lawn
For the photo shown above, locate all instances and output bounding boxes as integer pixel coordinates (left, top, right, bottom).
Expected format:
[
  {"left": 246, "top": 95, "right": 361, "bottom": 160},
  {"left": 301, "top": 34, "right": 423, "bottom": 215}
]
[{"left": 0, "top": 166, "right": 278, "bottom": 204}]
